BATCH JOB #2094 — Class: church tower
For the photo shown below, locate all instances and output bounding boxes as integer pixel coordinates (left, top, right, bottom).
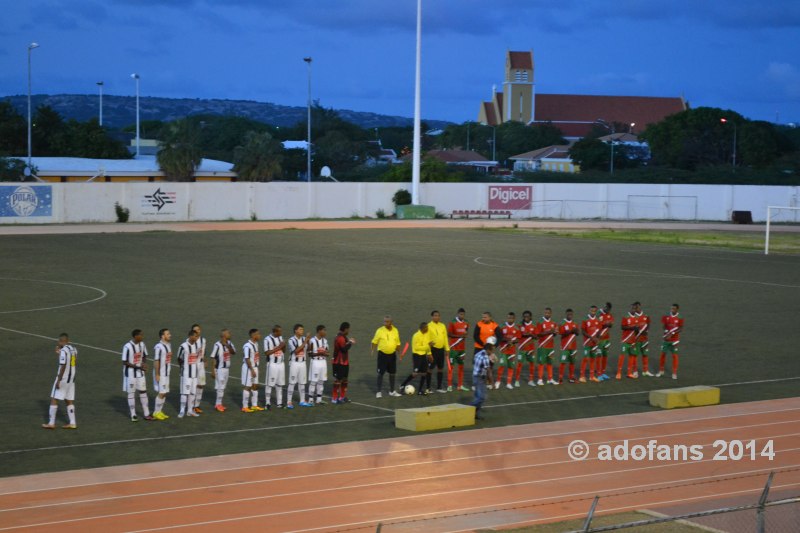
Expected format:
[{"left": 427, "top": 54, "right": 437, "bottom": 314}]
[{"left": 502, "top": 50, "right": 534, "bottom": 123}]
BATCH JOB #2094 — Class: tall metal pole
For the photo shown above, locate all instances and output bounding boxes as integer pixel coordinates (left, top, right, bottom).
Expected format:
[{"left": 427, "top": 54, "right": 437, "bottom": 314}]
[
  {"left": 27, "top": 42, "right": 39, "bottom": 171},
  {"left": 411, "top": 0, "right": 422, "bottom": 205},
  {"left": 97, "top": 81, "right": 104, "bottom": 126},
  {"left": 131, "top": 73, "right": 140, "bottom": 157},
  {"left": 304, "top": 57, "right": 312, "bottom": 182},
  {"left": 610, "top": 127, "right": 615, "bottom": 175},
  {"left": 732, "top": 122, "right": 737, "bottom": 173},
  {"left": 492, "top": 126, "right": 496, "bottom": 161}
]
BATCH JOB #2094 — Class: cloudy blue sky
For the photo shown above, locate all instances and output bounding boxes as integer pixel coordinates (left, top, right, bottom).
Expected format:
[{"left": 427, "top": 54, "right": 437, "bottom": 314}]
[{"left": 1, "top": 0, "right": 799, "bottom": 123}]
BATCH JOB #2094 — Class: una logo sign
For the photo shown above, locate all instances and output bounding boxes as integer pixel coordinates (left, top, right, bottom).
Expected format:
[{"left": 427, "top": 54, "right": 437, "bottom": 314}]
[
  {"left": 0, "top": 185, "right": 53, "bottom": 217},
  {"left": 488, "top": 185, "right": 532, "bottom": 210},
  {"left": 142, "top": 188, "right": 177, "bottom": 213}
]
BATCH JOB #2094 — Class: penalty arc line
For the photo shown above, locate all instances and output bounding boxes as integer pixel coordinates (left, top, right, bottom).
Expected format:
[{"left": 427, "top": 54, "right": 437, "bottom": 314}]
[{"left": 0, "top": 278, "right": 107, "bottom": 314}]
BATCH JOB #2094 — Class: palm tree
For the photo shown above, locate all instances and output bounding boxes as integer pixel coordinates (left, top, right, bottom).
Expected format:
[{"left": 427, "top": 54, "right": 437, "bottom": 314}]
[
  {"left": 233, "top": 131, "right": 283, "bottom": 181},
  {"left": 157, "top": 119, "right": 202, "bottom": 181}
]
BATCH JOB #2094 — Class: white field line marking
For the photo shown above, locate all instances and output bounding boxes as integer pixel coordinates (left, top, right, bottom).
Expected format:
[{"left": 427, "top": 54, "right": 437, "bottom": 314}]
[
  {"left": 484, "top": 376, "right": 800, "bottom": 409},
  {"left": 0, "top": 278, "right": 107, "bottom": 314},
  {"left": 473, "top": 256, "right": 800, "bottom": 289},
  {"left": 56, "top": 462, "right": 798, "bottom": 533},
  {"left": 619, "top": 248, "right": 800, "bottom": 264},
  {"left": 442, "top": 481, "right": 800, "bottom": 533},
  {"left": 4, "top": 425, "right": 798, "bottom": 514}
]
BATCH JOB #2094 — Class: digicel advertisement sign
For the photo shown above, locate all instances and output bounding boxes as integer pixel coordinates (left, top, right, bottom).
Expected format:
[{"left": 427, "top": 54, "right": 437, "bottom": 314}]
[{"left": 488, "top": 185, "right": 533, "bottom": 210}]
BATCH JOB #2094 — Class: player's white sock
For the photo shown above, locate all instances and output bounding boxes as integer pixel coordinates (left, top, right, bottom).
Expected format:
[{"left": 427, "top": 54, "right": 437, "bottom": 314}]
[
  {"left": 48, "top": 405, "right": 57, "bottom": 425},
  {"left": 251, "top": 389, "right": 259, "bottom": 407},
  {"left": 180, "top": 394, "right": 187, "bottom": 414},
  {"left": 243, "top": 389, "right": 251, "bottom": 408},
  {"left": 276, "top": 387, "right": 283, "bottom": 406},
  {"left": 308, "top": 381, "right": 316, "bottom": 402},
  {"left": 216, "top": 389, "right": 224, "bottom": 405},
  {"left": 187, "top": 392, "right": 196, "bottom": 411},
  {"left": 194, "top": 386, "right": 202, "bottom": 408},
  {"left": 287, "top": 383, "right": 295, "bottom": 403},
  {"left": 265, "top": 386, "right": 272, "bottom": 407},
  {"left": 127, "top": 393, "right": 136, "bottom": 416},
  {"left": 139, "top": 392, "right": 150, "bottom": 416},
  {"left": 316, "top": 382, "right": 324, "bottom": 401},
  {"left": 67, "top": 405, "right": 76, "bottom": 425},
  {"left": 154, "top": 396, "right": 165, "bottom": 414}
]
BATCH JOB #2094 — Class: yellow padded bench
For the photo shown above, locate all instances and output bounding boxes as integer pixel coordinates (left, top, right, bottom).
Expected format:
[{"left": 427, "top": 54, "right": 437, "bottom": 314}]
[
  {"left": 649, "top": 386, "right": 720, "bottom": 409},
  {"left": 395, "top": 403, "right": 476, "bottom": 431}
]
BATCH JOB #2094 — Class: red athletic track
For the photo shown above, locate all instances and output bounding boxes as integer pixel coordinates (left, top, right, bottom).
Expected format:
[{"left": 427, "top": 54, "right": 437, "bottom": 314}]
[{"left": 0, "top": 397, "right": 798, "bottom": 533}]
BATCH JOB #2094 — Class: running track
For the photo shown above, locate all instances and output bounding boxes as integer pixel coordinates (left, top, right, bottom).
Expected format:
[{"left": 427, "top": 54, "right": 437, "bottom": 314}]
[{"left": 0, "top": 397, "right": 798, "bottom": 532}]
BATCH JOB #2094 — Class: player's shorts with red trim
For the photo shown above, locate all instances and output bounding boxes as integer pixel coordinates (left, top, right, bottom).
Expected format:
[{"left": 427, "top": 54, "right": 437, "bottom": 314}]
[
  {"left": 536, "top": 347, "right": 554, "bottom": 364},
  {"left": 635, "top": 341, "right": 650, "bottom": 356},
  {"left": 560, "top": 349, "right": 576, "bottom": 364},
  {"left": 448, "top": 350, "right": 466, "bottom": 364},
  {"left": 583, "top": 345, "right": 600, "bottom": 358},
  {"left": 332, "top": 363, "right": 349, "bottom": 380},
  {"left": 51, "top": 380, "right": 75, "bottom": 401}
]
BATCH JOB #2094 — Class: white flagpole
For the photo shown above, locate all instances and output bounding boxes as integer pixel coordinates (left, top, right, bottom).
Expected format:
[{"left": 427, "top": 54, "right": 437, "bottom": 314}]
[{"left": 411, "top": 0, "right": 422, "bottom": 205}]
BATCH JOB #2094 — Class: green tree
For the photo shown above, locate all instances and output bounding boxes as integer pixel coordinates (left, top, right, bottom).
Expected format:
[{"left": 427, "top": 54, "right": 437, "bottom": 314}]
[
  {"left": 569, "top": 137, "right": 633, "bottom": 171},
  {"left": 233, "top": 131, "right": 284, "bottom": 181},
  {"left": 0, "top": 101, "right": 26, "bottom": 156},
  {"left": 0, "top": 157, "right": 27, "bottom": 181},
  {"left": 64, "top": 118, "right": 130, "bottom": 159},
  {"left": 32, "top": 105, "right": 69, "bottom": 156},
  {"left": 157, "top": 119, "right": 202, "bottom": 181}
]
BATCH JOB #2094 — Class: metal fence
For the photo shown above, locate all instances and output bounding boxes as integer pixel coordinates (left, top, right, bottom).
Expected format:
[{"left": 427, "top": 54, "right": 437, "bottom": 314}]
[{"left": 568, "top": 472, "right": 799, "bottom": 533}]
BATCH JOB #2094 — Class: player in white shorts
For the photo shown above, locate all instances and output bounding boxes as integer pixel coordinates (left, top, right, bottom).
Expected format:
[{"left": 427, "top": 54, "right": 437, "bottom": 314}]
[
  {"left": 177, "top": 329, "right": 202, "bottom": 418},
  {"left": 190, "top": 324, "right": 207, "bottom": 413},
  {"left": 241, "top": 328, "right": 265, "bottom": 413},
  {"left": 287, "top": 324, "right": 313, "bottom": 408},
  {"left": 264, "top": 325, "right": 287, "bottom": 410},
  {"left": 308, "top": 325, "right": 330, "bottom": 405},
  {"left": 122, "top": 329, "right": 153, "bottom": 422},
  {"left": 42, "top": 333, "right": 78, "bottom": 429},
  {"left": 210, "top": 328, "right": 235, "bottom": 412},
  {"left": 152, "top": 328, "right": 173, "bottom": 420}
]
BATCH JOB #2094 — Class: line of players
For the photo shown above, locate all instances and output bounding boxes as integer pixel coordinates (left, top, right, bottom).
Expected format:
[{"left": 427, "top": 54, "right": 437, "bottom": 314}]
[
  {"left": 118, "top": 322, "right": 355, "bottom": 422},
  {"left": 391, "top": 302, "right": 685, "bottom": 398}
]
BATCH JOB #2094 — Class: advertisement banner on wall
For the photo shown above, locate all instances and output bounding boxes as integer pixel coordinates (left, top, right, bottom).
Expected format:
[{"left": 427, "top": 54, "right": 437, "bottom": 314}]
[
  {"left": 0, "top": 185, "right": 53, "bottom": 217},
  {"left": 488, "top": 185, "right": 533, "bottom": 210},
  {"left": 140, "top": 187, "right": 178, "bottom": 216}
]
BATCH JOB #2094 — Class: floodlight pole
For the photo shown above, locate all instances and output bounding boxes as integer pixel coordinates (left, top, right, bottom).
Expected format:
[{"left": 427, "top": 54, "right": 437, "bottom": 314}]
[
  {"left": 131, "top": 73, "right": 140, "bottom": 157},
  {"left": 411, "top": 0, "right": 422, "bottom": 205},
  {"left": 596, "top": 118, "right": 615, "bottom": 175},
  {"left": 27, "top": 42, "right": 39, "bottom": 171},
  {"left": 97, "top": 81, "right": 104, "bottom": 126},
  {"left": 304, "top": 57, "right": 312, "bottom": 182}
]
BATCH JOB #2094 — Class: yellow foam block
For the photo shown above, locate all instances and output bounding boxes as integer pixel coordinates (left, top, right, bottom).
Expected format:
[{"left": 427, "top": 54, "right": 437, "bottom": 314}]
[
  {"left": 395, "top": 403, "right": 476, "bottom": 431},
  {"left": 649, "top": 386, "right": 720, "bottom": 409}
]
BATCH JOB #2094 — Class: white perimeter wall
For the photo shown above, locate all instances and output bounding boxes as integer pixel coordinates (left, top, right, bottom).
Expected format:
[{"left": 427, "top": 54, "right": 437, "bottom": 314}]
[{"left": 0, "top": 182, "right": 797, "bottom": 224}]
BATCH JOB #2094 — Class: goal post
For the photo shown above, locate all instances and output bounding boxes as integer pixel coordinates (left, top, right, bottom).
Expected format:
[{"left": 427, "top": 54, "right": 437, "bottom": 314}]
[{"left": 765, "top": 205, "right": 800, "bottom": 255}]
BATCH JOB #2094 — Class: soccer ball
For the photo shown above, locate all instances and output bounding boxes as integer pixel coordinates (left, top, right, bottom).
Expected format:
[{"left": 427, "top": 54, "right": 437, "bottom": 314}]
[{"left": 404, "top": 385, "right": 416, "bottom": 395}]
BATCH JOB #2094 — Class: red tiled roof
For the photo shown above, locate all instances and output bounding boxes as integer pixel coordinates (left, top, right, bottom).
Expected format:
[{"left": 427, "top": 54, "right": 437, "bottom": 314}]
[
  {"left": 482, "top": 101, "right": 499, "bottom": 126},
  {"left": 534, "top": 94, "right": 686, "bottom": 136},
  {"left": 426, "top": 149, "right": 489, "bottom": 163},
  {"left": 508, "top": 51, "right": 533, "bottom": 70},
  {"left": 495, "top": 92, "right": 503, "bottom": 117}
]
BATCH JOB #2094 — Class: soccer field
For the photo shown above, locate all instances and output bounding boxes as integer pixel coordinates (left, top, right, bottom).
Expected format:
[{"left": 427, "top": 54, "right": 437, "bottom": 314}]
[{"left": 1, "top": 226, "right": 798, "bottom": 477}]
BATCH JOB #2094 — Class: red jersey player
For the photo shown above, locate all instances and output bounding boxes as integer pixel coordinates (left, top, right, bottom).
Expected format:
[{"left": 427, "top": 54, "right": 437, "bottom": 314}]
[
  {"left": 535, "top": 308, "right": 558, "bottom": 385},
  {"left": 597, "top": 302, "right": 614, "bottom": 380},
  {"left": 635, "top": 302, "right": 653, "bottom": 376},
  {"left": 617, "top": 303, "right": 639, "bottom": 380},
  {"left": 332, "top": 322, "right": 355, "bottom": 403},
  {"left": 447, "top": 308, "right": 470, "bottom": 391},
  {"left": 515, "top": 310, "right": 537, "bottom": 386},
  {"left": 659, "top": 304, "right": 684, "bottom": 379},
  {"left": 580, "top": 306, "right": 602, "bottom": 383},
  {"left": 497, "top": 312, "right": 520, "bottom": 389},
  {"left": 558, "top": 309, "right": 578, "bottom": 384}
]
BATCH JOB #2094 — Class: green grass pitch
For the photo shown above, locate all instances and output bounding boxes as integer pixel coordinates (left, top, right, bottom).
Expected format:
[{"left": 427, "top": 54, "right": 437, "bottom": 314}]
[{"left": 0, "top": 227, "right": 798, "bottom": 477}]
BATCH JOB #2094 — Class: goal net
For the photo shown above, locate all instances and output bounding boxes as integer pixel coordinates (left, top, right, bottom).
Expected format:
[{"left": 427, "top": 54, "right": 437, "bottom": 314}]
[{"left": 765, "top": 205, "right": 800, "bottom": 255}]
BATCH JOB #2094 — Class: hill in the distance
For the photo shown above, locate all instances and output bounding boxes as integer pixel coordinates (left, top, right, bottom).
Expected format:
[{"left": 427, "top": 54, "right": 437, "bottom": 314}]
[{"left": 2, "top": 94, "right": 451, "bottom": 131}]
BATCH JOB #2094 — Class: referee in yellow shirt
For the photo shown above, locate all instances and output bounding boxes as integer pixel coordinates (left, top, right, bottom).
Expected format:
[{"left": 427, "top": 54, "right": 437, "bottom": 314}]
[
  {"left": 428, "top": 310, "right": 450, "bottom": 393},
  {"left": 371, "top": 316, "right": 402, "bottom": 398},
  {"left": 400, "top": 322, "right": 433, "bottom": 395}
]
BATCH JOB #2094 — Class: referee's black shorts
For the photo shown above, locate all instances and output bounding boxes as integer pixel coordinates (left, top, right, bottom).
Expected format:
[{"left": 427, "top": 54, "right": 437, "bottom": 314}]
[
  {"left": 431, "top": 347, "right": 445, "bottom": 370},
  {"left": 332, "top": 363, "right": 349, "bottom": 380},
  {"left": 412, "top": 354, "right": 429, "bottom": 373},
  {"left": 376, "top": 351, "right": 397, "bottom": 374}
]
